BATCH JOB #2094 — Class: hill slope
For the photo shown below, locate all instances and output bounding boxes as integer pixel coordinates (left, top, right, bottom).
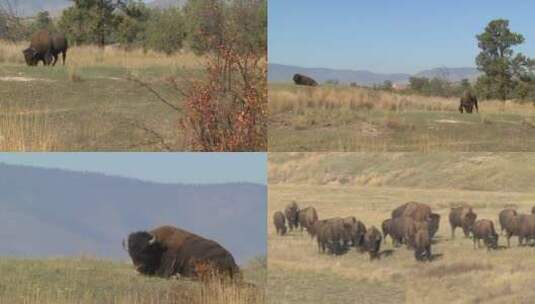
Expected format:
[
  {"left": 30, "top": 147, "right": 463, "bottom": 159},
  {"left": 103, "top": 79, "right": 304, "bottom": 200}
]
[
  {"left": 268, "top": 153, "right": 535, "bottom": 192},
  {"left": 0, "top": 163, "right": 266, "bottom": 263}
]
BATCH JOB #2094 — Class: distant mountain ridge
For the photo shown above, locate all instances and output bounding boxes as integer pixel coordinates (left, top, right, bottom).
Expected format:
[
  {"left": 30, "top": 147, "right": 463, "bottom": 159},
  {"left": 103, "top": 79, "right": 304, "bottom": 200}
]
[
  {"left": 0, "top": 163, "right": 266, "bottom": 264},
  {"left": 269, "top": 63, "right": 481, "bottom": 86}
]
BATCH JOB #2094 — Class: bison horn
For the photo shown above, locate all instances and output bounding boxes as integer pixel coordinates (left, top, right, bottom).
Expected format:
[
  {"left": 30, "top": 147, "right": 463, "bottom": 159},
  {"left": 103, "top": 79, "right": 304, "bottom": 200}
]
[{"left": 148, "top": 235, "right": 156, "bottom": 245}]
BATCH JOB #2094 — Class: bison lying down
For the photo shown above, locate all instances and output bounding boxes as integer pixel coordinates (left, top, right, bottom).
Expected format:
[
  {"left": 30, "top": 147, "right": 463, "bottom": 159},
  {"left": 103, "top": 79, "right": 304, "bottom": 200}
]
[{"left": 124, "top": 225, "right": 239, "bottom": 280}]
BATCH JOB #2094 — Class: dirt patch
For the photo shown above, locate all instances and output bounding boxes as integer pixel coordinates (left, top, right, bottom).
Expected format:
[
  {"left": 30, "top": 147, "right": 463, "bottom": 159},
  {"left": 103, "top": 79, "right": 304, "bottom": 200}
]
[
  {"left": 435, "top": 119, "right": 473, "bottom": 124},
  {"left": 0, "top": 76, "right": 54, "bottom": 82}
]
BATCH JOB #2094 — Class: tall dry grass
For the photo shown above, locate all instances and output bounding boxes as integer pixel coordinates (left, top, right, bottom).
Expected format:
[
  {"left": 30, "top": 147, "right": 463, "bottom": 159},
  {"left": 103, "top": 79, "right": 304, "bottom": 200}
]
[
  {"left": 0, "top": 40, "right": 205, "bottom": 69},
  {"left": 0, "top": 257, "right": 264, "bottom": 304},
  {"left": 0, "top": 104, "right": 59, "bottom": 151},
  {"left": 269, "top": 85, "right": 535, "bottom": 115}
]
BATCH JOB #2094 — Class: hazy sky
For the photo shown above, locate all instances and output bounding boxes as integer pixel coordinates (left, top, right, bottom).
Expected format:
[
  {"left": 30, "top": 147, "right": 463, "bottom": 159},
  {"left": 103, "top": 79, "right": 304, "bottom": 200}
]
[
  {"left": 0, "top": 153, "right": 266, "bottom": 184},
  {"left": 269, "top": 0, "right": 535, "bottom": 74}
]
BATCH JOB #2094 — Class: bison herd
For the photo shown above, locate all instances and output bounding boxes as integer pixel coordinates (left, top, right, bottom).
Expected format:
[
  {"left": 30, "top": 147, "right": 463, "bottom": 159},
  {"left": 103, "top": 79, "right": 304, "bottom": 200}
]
[{"left": 273, "top": 201, "right": 535, "bottom": 262}]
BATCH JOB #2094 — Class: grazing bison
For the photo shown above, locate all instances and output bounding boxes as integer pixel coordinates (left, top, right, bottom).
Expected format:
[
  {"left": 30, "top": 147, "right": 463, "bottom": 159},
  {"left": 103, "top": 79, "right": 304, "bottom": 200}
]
[
  {"left": 392, "top": 201, "right": 432, "bottom": 222},
  {"left": 471, "top": 219, "right": 498, "bottom": 250},
  {"left": 124, "top": 225, "right": 239, "bottom": 279},
  {"left": 381, "top": 218, "right": 392, "bottom": 244},
  {"left": 449, "top": 206, "right": 477, "bottom": 238},
  {"left": 316, "top": 217, "right": 353, "bottom": 255},
  {"left": 293, "top": 73, "right": 319, "bottom": 86},
  {"left": 413, "top": 226, "right": 432, "bottom": 261},
  {"left": 50, "top": 32, "right": 68, "bottom": 66},
  {"left": 284, "top": 201, "right": 299, "bottom": 231},
  {"left": 273, "top": 211, "right": 287, "bottom": 236},
  {"left": 498, "top": 208, "right": 517, "bottom": 236},
  {"left": 363, "top": 226, "right": 382, "bottom": 260},
  {"left": 298, "top": 206, "right": 319, "bottom": 236},
  {"left": 23, "top": 29, "right": 54, "bottom": 66},
  {"left": 342, "top": 216, "right": 366, "bottom": 248},
  {"left": 459, "top": 90, "right": 478, "bottom": 114},
  {"left": 505, "top": 214, "right": 535, "bottom": 246}
]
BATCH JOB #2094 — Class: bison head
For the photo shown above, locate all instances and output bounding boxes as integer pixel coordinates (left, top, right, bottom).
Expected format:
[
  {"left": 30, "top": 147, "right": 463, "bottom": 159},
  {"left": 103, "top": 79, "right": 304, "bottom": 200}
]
[
  {"left": 22, "top": 48, "right": 38, "bottom": 66},
  {"left": 124, "top": 231, "right": 166, "bottom": 275}
]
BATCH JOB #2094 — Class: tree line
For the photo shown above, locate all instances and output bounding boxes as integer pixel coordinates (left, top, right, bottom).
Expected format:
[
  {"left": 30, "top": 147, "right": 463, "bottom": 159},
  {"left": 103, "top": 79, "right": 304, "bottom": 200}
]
[{"left": 0, "top": 0, "right": 267, "bottom": 56}]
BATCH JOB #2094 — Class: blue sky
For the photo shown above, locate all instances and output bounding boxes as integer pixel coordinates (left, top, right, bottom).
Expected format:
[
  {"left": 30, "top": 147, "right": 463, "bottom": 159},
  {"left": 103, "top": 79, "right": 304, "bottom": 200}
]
[
  {"left": 269, "top": 0, "right": 535, "bottom": 74},
  {"left": 0, "top": 153, "right": 266, "bottom": 185}
]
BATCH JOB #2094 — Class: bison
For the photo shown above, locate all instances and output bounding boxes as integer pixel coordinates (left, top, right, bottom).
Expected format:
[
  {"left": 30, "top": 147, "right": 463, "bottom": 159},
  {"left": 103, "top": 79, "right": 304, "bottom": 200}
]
[
  {"left": 498, "top": 208, "right": 517, "bottom": 236},
  {"left": 505, "top": 214, "right": 535, "bottom": 246},
  {"left": 284, "top": 201, "right": 299, "bottom": 231},
  {"left": 23, "top": 29, "right": 53, "bottom": 66},
  {"left": 293, "top": 73, "right": 318, "bottom": 86},
  {"left": 50, "top": 32, "right": 68, "bottom": 66},
  {"left": 363, "top": 226, "right": 382, "bottom": 260},
  {"left": 273, "top": 211, "right": 287, "bottom": 236},
  {"left": 471, "top": 219, "right": 498, "bottom": 250},
  {"left": 413, "top": 226, "right": 432, "bottom": 261},
  {"left": 298, "top": 206, "right": 319, "bottom": 236},
  {"left": 449, "top": 206, "right": 477, "bottom": 238},
  {"left": 392, "top": 201, "right": 432, "bottom": 222},
  {"left": 459, "top": 90, "right": 478, "bottom": 114},
  {"left": 316, "top": 217, "right": 353, "bottom": 255},
  {"left": 342, "top": 216, "right": 366, "bottom": 248},
  {"left": 124, "top": 225, "right": 239, "bottom": 280}
]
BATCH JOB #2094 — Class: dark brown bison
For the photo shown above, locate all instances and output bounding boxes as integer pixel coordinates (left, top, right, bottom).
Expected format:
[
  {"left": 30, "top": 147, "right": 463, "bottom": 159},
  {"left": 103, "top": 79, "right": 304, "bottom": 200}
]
[
  {"left": 499, "top": 208, "right": 517, "bottom": 236},
  {"left": 363, "top": 226, "right": 382, "bottom": 260},
  {"left": 316, "top": 217, "right": 352, "bottom": 255},
  {"left": 23, "top": 29, "right": 53, "bottom": 66},
  {"left": 471, "top": 219, "right": 498, "bottom": 250},
  {"left": 298, "top": 206, "right": 318, "bottom": 236},
  {"left": 124, "top": 225, "right": 239, "bottom": 279},
  {"left": 449, "top": 206, "right": 477, "bottom": 238},
  {"left": 381, "top": 218, "right": 392, "bottom": 244},
  {"left": 389, "top": 216, "right": 413, "bottom": 247},
  {"left": 392, "top": 201, "right": 432, "bottom": 222},
  {"left": 50, "top": 32, "right": 68, "bottom": 66},
  {"left": 505, "top": 214, "right": 535, "bottom": 246},
  {"left": 284, "top": 201, "right": 299, "bottom": 231},
  {"left": 293, "top": 73, "right": 318, "bottom": 86},
  {"left": 342, "top": 216, "right": 366, "bottom": 248},
  {"left": 413, "top": 226, "right": 431, "bottom": 261},
  {"left": 459, "top": 90, "right": 478, "bottom": 114},
  {"left": 273, "top": 211, "right": 287, "bottom": 236}
]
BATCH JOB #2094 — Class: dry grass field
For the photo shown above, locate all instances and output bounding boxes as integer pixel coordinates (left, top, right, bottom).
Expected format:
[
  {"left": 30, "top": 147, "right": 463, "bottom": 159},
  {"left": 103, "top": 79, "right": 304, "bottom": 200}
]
[
  {"left": 267, "top": 153, "right": 535, "bottom": 304},
  {"left": 0, "top": 256, "right": 266, "bottom": 304},
  {"left": 268, "top": 84, "right": 535, "bottom": 152},
  {"left": 0, "top": 40, "right": 206, "bottom": 151}
]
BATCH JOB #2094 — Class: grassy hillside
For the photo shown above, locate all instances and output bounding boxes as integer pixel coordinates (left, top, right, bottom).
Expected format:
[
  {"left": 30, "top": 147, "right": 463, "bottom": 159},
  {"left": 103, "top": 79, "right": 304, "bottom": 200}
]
[
  {"left": 268, "top": 84, "right": 535, "bottom": 152},
  {"left": 0, "top": 256, "right": 266, "bottom": 304},
  {"left": 268, "top": 153, "right": 535, "bottom": 303},
  {"left": 0, "top": 42, "right": 205, "bottom": 151},
  {"left": 269, "top": 152, "right": 535, "bottom": 192}
]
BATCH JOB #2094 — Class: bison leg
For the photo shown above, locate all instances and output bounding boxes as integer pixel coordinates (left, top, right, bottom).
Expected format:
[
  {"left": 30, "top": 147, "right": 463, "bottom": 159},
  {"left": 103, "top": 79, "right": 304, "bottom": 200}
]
[
  {"left": 451, "top": 226, "right": 455, "bottom": 238},
  {"left": 52, "top": 54, "right": 58, "bottom": 66},
  {"left": 62, "top": 51, "right": 67, "bottom": 65},
  {"left": 459, "top": 104, "right": 464, "bottom": 113}
]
